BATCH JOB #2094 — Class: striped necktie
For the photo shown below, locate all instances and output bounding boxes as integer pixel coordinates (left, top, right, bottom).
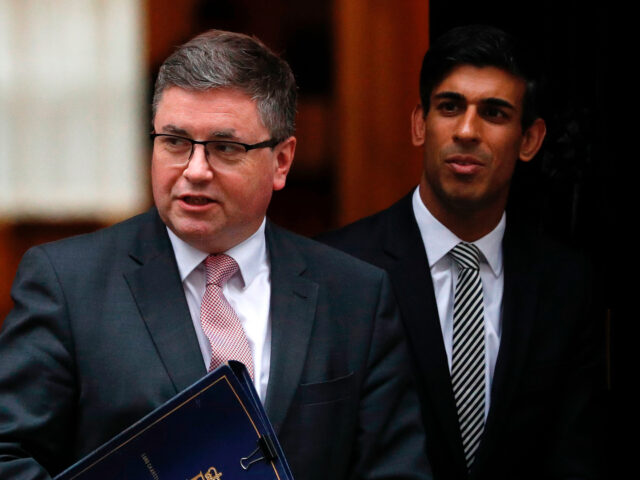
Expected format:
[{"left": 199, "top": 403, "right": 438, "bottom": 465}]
[
  {"left": 200, "top": 254, "right": 254, "bottom": 379},
  {"left": 450, "top": 242, "right": 485, "bottom": 469}
]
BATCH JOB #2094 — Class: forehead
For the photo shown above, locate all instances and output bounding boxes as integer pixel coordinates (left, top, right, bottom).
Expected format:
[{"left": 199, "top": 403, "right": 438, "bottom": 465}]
[
  {"left": 432, "top": 65, "right": 526, "bottom": 109},
  {"left": 154, "top": 87, "right": 264, "bottom": 133}
]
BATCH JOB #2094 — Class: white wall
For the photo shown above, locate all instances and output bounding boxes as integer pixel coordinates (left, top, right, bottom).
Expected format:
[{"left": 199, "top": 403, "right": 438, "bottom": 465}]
[{"left": 0, "top": 0, "right": 147, "bottom": 221}]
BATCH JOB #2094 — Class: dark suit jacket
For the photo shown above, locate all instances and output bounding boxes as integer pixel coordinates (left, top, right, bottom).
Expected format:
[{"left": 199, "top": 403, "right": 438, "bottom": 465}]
[
  {"left": 0, "top": 208, "right": 431, "bottom": 480},
  {"left": 319, "top": 192, "right": 605, "bottom": 480}
]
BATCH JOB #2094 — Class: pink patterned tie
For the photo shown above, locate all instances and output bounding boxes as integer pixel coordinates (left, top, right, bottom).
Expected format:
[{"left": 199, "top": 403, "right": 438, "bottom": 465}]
[{"left": 200, "top": 254, "right": 254, "bottom": 379}]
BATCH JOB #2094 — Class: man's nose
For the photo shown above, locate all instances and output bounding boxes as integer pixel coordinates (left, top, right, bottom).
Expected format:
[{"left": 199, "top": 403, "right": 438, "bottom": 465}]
[
  {"left": 453, "top": 108, "right": 481, "bottom": 143},
  {"left": 183, "top": 144, "right": 214, "bottom": 182}
]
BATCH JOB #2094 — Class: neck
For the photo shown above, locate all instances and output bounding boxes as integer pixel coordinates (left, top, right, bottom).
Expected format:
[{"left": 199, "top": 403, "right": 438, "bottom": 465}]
[{"left": 418, "top": 184, "right": 505, "bottom": 242}]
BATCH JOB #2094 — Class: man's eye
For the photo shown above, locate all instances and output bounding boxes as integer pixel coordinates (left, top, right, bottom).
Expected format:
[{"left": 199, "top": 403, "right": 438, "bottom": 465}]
[
  {"left": 161, "top": 137, "right": 191, "bottom": 150},
  {"left": 437, "top": 102, "right": 460, "bottom": 115},
  {"left": 481, "top": 106, "right": 508, "bottom": 121},
  {"left": 209, "top": 142, "right": 245, "bottom": 156}
]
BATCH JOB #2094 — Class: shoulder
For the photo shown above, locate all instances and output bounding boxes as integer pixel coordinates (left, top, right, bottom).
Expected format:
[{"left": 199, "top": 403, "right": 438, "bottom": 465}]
[
  {"left": 505, "top": 222, "right": 590, "bottom": 270},
  {"left": 316, "top": 192, "right": 415, "bottom": 256},
  {"left": 23, "top": 209, "right": 160, "bottom": 273},
  {"left": 503, "top": 222, "right": 595, "bottom": 301},
  {"left": 40, "top": 209, "right": 154, "bottom": 250},
  {"left": 267, "top": 222, "right": 388, "bottom": 285}
]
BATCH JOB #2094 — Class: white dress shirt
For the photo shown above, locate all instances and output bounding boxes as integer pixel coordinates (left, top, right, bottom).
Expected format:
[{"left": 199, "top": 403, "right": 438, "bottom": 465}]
[
  {"left": 412, "top": 187, "right": 505, "bottom": 419},
  {"left": 167, "top": 219, "right": 271, "bottom": 402}
]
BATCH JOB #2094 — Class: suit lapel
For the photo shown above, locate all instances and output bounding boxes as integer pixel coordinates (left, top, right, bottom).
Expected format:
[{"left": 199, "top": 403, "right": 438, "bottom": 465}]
[
  {"left": 263, "top": 222, "right": 319, "bottom": 432},
  {"left": 473, "top": 225, "right": 539, "bottom": 475},
  {"left": 382, "top": 195, "right": 467, "bottom": 471},
  {"left": 123, "top": 209, "right": 206, "bottom": 394}
]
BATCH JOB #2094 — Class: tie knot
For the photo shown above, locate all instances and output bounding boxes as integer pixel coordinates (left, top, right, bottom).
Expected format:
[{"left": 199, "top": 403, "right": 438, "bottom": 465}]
[
  {"left": 205, "top": 254, "right": 239, "bottom": 287},
  {"left": 450, "top": 242, "right": 481, "bottom": 270}
]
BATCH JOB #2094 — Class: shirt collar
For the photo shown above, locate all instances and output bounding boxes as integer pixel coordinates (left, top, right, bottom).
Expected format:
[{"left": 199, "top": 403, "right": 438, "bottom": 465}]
[
  {"left": 411, "top": 187, "right": 505, "bottom": 276},
  {"left": 166, "top": 218, "right": 268, "bottom": 288}
]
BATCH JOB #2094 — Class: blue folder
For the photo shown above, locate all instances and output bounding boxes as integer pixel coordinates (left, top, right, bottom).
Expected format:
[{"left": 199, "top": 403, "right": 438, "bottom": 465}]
[{"left": 55, "top": 361, "right": 293, "bottom": 480}]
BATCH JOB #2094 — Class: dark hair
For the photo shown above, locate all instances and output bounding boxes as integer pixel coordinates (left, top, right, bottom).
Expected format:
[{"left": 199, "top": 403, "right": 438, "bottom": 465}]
[
  {"left": 153, "top": 29, "right": 297, "bottom": 140},
  {"left": 419, "top": 25, "right": 540, "bottom": 129}
]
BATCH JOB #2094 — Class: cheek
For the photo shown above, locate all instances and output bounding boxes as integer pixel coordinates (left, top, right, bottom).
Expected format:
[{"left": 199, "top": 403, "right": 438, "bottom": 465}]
[
  {"left": 151, "top": 162, "right": 177, "bottom": 202},
  {"left": 421, "top": 138, "right": 442, "bottom": 175},
  {"left": 423, "top": 123, "right": 449, "bottom": 156},
  {"left": 244, "top": 170, "right": 276, "bottom": 209},
  {"left": 219, "top": 168, "right": 270, "bottom": 204},
  {"left": 490, "top": 129, "right": 525, "bottom": 156},
  {"left": 247, "top": 160, "right": 277, "bottom": 189},
  {"left": 492, "top": 139, "right": 522, "bottom": 171},
  {"left": 489, "top": 145, "right": 520, "bottom": 186}
]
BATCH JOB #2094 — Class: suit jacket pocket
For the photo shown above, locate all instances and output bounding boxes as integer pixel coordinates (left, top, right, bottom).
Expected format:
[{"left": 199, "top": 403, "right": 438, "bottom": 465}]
[{"left": 296, "top": 372, "right": 356, "bottom": 406}]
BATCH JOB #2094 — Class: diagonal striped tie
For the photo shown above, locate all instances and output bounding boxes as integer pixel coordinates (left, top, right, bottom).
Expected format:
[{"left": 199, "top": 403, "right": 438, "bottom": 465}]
[{"left": 450, "top": 242, "right": 485, "bottom": 470}]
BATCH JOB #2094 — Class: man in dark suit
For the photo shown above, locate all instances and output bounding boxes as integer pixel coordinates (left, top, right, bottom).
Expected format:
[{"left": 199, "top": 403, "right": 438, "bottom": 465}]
[
  {"left": 0, "top": 30, "right": 430, "bottom": 480},
  {"left": 320, "top": 25, "right": 604, "bottom": 479}
]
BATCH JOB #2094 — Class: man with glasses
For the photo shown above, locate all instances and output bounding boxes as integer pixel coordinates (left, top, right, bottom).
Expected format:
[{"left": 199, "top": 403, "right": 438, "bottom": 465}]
[{"left": 0, "top": 30, "right": 430, "bottom": 480}]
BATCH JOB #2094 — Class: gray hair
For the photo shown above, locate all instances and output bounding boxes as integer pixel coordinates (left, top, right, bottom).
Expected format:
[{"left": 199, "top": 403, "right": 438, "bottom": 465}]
[{"left": 152, "top": 30, "right": 297, "bottom": 140}]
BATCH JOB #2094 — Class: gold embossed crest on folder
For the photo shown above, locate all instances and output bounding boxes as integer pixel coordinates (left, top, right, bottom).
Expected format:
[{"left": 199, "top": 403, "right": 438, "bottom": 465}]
[{"left": 191, "top": 466, "right": 223, "bottom": 480}]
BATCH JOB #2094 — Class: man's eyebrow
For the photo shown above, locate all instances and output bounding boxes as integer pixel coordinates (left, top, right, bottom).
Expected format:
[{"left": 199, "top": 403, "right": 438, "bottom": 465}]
[
  {"left": 156, "top": 126, "right": 240, "bottom": 140},
  {"left": 210, "top": 129, "right": 238, "bottom": 140},
  {"left": 433, "top": 92, "right": 516, "bottom": 110},
  {"left": 481, "top": 97, "right": 516, "bottom": 110},
  {"left": 159, "top": 124, "right": 189, "bottom": 136},
  {"left": 433, "top": 91, "right": 465, "bottom": 102}
]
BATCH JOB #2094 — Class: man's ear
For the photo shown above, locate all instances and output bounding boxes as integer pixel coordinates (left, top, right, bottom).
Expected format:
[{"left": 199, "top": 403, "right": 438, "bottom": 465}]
[
  {"left": 519, "top": 118, "right": 546, "bottom": 162},
  {"left": 273, "top": 136, "right": 296, "bottom": 191},
  {"left": 411, "top": 103, "right": 426, "bottom": 147}
]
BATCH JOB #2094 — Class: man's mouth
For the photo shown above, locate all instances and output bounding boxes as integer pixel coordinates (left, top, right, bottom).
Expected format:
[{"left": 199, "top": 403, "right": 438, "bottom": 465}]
[
  {"left": 445, "top": 155, "right": 484, "bottom": 174},
  {"left": 180, "top": 195, "right": 214, "bottom": 206},
  {"left": 446, "top": 154, "right": 484, "bottom": 166}
]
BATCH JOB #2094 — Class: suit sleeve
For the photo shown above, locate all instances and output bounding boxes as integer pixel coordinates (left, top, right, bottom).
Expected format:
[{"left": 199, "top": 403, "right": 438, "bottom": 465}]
[
  {"left": 350, "top": 273, "right": 433, "bottom": 480},
  {"left": 0, "top": 246, "right": 77, "bottom": 479}
]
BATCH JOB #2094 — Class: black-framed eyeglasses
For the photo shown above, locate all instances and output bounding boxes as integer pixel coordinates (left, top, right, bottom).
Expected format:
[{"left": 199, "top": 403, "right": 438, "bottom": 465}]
[{"left": 150, "top": 133, "right": 281, "bottom": 167}]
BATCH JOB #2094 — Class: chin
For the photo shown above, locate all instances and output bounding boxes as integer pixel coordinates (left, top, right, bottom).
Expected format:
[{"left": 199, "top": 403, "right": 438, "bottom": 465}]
[
  {"left": 170, "top": 220, "right": 215, "bottom": 246},
  {"left": 439, "top": 188, "right": 485, "bottom": 210},
  {"left": 450, "top": 191, "right": 504, "bottom": 214}
]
